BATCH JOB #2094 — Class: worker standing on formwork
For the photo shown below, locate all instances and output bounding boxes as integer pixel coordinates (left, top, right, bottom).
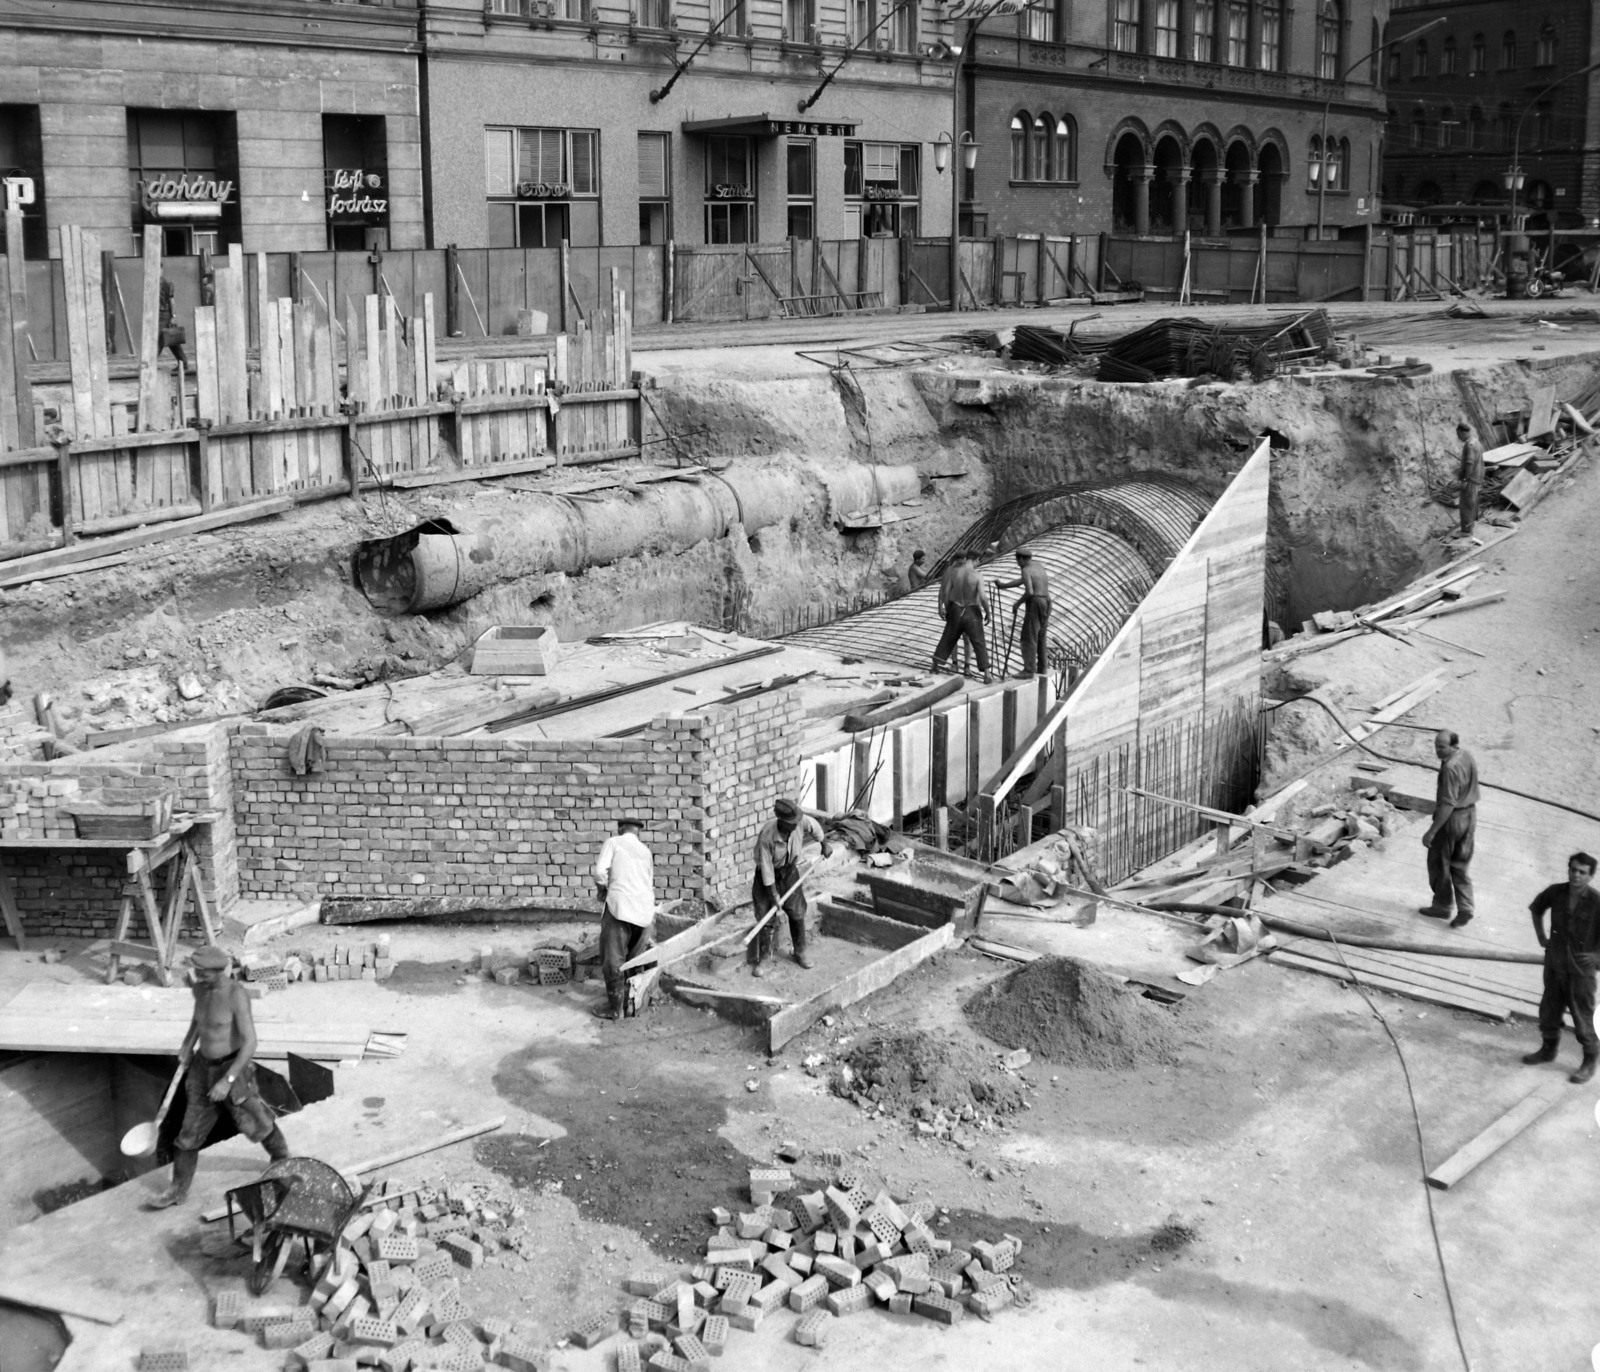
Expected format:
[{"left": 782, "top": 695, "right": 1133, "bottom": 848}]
[
  {"left": 1456, "top": 421, "right": 1483, "bottom": 536},
  {"left": 750, "top": 798, "right": 832, "bottom": 978},
  {"left": 931, "top": 550, "right": 994, "bottom": 684},
  {"left": 148, "top": 946, "right": 288, "bottom": 1209},
  {"left": 592, "top": 817, "right": 655, "bottom": 1022},
  {"left": 1418, "top": 729, "right": 1478, "bottom": 929},
  {"left": 1521, "top": 852, "right": 1600, "bottom": 1084},
  {"left": 996, "top": 547, "right": 1052, "bottom": 678}
]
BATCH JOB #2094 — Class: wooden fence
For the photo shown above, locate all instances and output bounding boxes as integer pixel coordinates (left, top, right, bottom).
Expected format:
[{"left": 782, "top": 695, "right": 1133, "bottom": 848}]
[{"left": 0, "top": 227, "right": 639, "bottom": 563}]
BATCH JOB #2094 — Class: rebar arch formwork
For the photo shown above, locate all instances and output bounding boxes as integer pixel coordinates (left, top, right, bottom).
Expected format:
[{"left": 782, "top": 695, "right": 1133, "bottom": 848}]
[{"left": 790, "top": 476, "right": 1215, "bottom": 677}]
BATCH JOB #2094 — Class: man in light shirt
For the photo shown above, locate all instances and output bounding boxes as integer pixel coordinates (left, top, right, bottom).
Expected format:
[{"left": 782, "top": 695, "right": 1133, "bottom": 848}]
[{"left": 592, "top": 817, "right": 655, "bottom": 1021}]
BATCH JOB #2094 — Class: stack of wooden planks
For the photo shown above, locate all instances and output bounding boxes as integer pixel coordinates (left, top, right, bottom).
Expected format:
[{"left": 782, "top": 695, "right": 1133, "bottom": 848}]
[{"left": 0, "top": 983, "right": 392, "bottom": 1062}]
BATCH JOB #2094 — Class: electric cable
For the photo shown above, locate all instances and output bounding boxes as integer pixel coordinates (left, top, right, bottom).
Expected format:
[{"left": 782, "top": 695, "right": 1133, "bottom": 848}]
[{"left": 1322, "top": 929, "right": 1474, "bottom": 1372}]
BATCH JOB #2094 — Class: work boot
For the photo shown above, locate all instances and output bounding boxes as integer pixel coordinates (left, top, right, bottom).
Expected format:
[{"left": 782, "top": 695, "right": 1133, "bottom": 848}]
[
  {"left": 1572, "top": 1053, "right": 1598, "bottom": 1085},
  {"left": 1521, "top": 1039, "right": 1558, "bottom": 1065},
  {"left": 1449, "top": 911, "right": 1474, "bottom": 929},
  {"left": 794, "top": 946, "right": 815, "bottom": 970},
  {"left": 262, "top": 1125, "right": 289, "bottom": 1163},
  {"left": 1417, "top": 906, "right": 1451, "bottom": 919},
  {"left": 750, "top": 961, "right": 765, "bottom": 979},
  {"left": 590, "top": 1001, "right": 621, "bottom": 1022},
  {"left": 147, "top": 1147, "right": 198, "bottom": 1209}
]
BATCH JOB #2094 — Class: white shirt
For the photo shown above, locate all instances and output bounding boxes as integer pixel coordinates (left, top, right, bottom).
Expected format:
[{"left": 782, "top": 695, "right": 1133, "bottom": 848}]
[{"left": 594, "top": 831, "right": 655, "bottom": 927}]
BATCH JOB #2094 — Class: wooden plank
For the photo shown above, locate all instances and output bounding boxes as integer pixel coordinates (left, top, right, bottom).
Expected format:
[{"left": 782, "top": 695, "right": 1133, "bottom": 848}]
[
  {"left": 0, "top": 251, "right": 18, "bottom": 451},
  {"left": 1280, "top": 939, "right": 1541, "bottom": 1010},
  {"left": 0, "top": 1277, "right": 125, "bottom": 1327},
  {"left": 1269, "top": 949, "right": 1513, "bottom": 1020},
  {"left": 618, "top": 909, "right": 733, "bottom": 973},
  {"left": 4, "top": 212, "right": 33, "bottom": 449},
  {"left": 1425, "top": 1080, "right": 1567, "bottom": 1190},
  {"left": 818, "top": 900, "right": 927, "bottom": 950},
  {"left": 58, "top": 227, "right": 95, "bottom": 453},
  {"left": 364, "top": 294, "right": 382, "bottom": 411},
  {"left": 843, "top": 676, "right": 963, "bottom": 734},
  {"left": 136, "top": 227, "right": 163, "bottom": 431},
  {"left": 661, "top": 975, "right": 789, "bottom": 1025},
  {"left": 422, "top": 292, "right": 438, "bottom": 398},
  {"left": 78, "top": 232, "right": 112, "bottom": 441},
  {"left": 768, "top": 923, "right": 956, "bottom": 1052}
]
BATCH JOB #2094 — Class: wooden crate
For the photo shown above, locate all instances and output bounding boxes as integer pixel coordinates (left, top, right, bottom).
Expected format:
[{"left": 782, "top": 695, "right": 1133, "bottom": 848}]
[
  {"left": 857, "top": 858, "right": 988, "bottom": 936},
  {"left": 471, "top": 625, "right": 559, "bottom": 676},
  {"left": 67, "top": 778, "right": 176, "bottom": 840}
]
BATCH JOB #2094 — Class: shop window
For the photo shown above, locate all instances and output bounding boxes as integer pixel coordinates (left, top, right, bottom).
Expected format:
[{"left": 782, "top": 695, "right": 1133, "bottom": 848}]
[
  {"left": 323, "top": 114, "right": 389, "bottom": 253},
  {"left": 1225, "top": 0, "right": 1248, "bottom": 67},
  {"left": 1500, "top": 30, "right": 1515, "bottom": 70},
  {"left": 639, "top": 132, "right": 670, "bottom": 245},
  {"left": 1317, "top": 0, "right": 1341, "bottom": 80},
  {"left": 1025, "top": 0, "right": 1055, "bottom": 43},
  {"left": 484, "top": 124, "right": 601, "bottom": 248},
  {"left": 0, "top": 106, "right": 46, "bottom": 260},
  {"left": 845, "top": 140, "right": 918, "bottom": 237},
  {"left": 705, "top": 135, "right": 754, "bottom": 244},
  {"left": 1440, "top": 37, "right": 1457, "bottom": 76},
  {"left": 1535, "top": 25, "right": 1556, "bottom": 68},
  {"left": 786, "top": 138, "right": 815, "bottom": 239},
  {"left": 1112, "top": 0, "right": 1139, "bottom": 53},
  {"left": 1191, "top": 0, "right": 1214, "bottom": 62},
  {"left": 1258, "top": 0, "right": 1281, "bottom": 70},
  {"left": 1010, "top": 115, "right": 1028, "bottom": 181},
  {"left": 1469, "top": 34, "right": 1485, "bottom": 73},
  {"left": 1153, "top": 0, "right": 1178, "bottom": 57},
  {"left": 128, "top": 109, "right": 239, "bottom": 256}
]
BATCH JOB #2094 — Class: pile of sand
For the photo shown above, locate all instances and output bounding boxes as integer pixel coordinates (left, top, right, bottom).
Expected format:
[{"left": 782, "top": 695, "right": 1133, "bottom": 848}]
[
  {"left": 964, "top": 956, "right": 1180, "bottom": 1070},
  {"left": 835, "top": 1030, "right": 1029, "bottom": 1119}
]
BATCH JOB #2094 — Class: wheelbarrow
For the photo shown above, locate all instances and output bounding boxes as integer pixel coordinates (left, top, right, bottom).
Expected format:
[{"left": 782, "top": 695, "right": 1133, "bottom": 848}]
[{"left": 224, "top": 1157, "right": 362, "bottom": 1296}]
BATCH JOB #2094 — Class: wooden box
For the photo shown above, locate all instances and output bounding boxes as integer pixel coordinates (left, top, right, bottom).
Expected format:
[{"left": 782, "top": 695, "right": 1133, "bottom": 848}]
[
  {"left": 471, "top": 625, "right": 560, "bottom": 676},
  {"left": 67, "top": 778, "right": 177, "bottom": 841},
  {"left": 857, "top": 852, "right": 989, "bottom": 936}
]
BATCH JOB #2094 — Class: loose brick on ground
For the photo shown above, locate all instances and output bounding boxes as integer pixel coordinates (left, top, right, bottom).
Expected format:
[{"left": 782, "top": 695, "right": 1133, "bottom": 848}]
[
  {"left": 793, "top": 1310, "right": 833, "bottom": 1347},
  {"left": 699, "top": 1314, "right": 728, "bottom": 1355}
]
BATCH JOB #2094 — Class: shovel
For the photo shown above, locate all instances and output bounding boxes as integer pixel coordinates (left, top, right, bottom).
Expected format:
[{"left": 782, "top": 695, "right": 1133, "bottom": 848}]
[{"left": 120, "top": 1056, "right": 188, "bottom": 1158}]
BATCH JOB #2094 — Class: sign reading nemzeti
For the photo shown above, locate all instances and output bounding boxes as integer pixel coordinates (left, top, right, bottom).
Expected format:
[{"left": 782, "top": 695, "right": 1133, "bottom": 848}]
[{"left": 758, "top": 120, "right": 854, "bottom": 136}]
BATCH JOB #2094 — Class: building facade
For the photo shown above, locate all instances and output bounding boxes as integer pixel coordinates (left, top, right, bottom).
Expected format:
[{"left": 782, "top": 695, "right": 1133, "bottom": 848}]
[
  {"left": 1380, "top": 0, "right": 1599, "bottom": 222},
  {"left": 959, "top": 0, "right": 1392, "bottom": 238},
  {"left": 0, "top": 0, "right": 424, "bottom": 258}
]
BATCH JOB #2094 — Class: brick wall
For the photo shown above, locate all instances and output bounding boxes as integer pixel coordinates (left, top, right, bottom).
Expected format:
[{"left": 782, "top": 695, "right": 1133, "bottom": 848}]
[{"left": 701, "top": 691, "right": 804, "bottom": 908}]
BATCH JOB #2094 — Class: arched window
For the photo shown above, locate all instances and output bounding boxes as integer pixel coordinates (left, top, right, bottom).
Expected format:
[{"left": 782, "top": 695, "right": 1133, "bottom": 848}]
[
  {"left": 1154, "top": 0, "right": 1179, "bottom": 55},
  {"left": 1113, "top": 0, "right": 1140, "bottom": 52},
  {"left": 1317, "top": 0, "right": 1342, "bottom": 79},
  {"left": 1500, "top": 30, "right": 1515, "bottom": 70},
  {"left": 1386, "top": 46, "right": 1401, "bottom": 81},
  {"left": 1411, "top": 39, "right": 1428, "bottom": 79},
  {"left": 1307, "top": 134, "right": 1322, "bottom": 186},
  {"left": 1054, "top": 116, "right": 1076, "bottom": 182},
  {"left": 1191, "top": 0, "right": 1215, "bottom": 60},
  {"left": 1469, "top": 33, "right": 1486, "bottom": 73},
  {"left": 1258, "top": 0, "right": 1282, "bottom": 69},
  {"left": 1410, "top": 108, "right": 1426, "bottom": 148},
  {"left": 1468, "top": 107, "right": 1484, "bottom": 149},
  {"left": 1324, "top": 137, "right": 1344, "bottom": 190},
  {"left": 1536, "top": 24, "right": 1556, "bottom": 67},
  {"left": 1010, "top": 114, "right": 1028, "bottom": 180},
  {"left": 1031, "top": 113, "right": 1050, "bottom": 180},
  {"left": 1496, "top": 106, "right": 1514, "bottom": 148},
  {"left": 1438, "top": 106, "right": 1454, "bottom": 148},
  {"left": 1441, "top": 37, "right": 1457, "bottom": 75},
  {"left": 1535, "top": 103, "right": 1552, "bottom": 145}
]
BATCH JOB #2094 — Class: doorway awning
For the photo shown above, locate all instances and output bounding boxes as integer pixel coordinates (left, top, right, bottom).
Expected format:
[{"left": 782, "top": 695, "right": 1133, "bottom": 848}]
[{"left": 681, "top": 115, "right": 858, "bottom": 138}]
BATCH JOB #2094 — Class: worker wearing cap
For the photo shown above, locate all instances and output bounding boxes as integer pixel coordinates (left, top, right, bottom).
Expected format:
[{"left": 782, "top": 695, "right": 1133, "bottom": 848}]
[
  {"left": 1456, "top": 421, "right": 1483, "bottom": 535},
  {"left": 592, "top": 817, "right": 656, "bottom": 1022},
  {"left": 149, "top": 945, "right": 288, "bottom": 1209},
  {"left": 905, "top": 550, "right": 932, "bottom": 594},
  {"left": 932, "top": 550, "right": 994, "bottom": 684},
  {"left": 996, "top": 547, "right": 1052, "bottom": 677},
  {"left": 751, "top": 798, "right": 832, "bottom": 976}
]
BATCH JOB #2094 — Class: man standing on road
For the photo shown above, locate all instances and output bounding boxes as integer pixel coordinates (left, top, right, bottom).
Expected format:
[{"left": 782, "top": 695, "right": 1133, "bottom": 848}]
[
  {"left": 750, "top": 798, "right": 832, "bottom": 977},
  {"left": 1522, "top": 852, "right": 1600, "bottom": 1084},
  {"left": 931, "top": 550, "right": 994, "bottom": 684},
  {"left": 996, "top": 547, "right": 1052, "bottom": 678},
  {"left": 1419, "top": 729, "right": 1479, "bottom": 929},
  {"left": 148, "top": 946, "right": 288, "bottom": 1209},
  {"left": 593, "top": 817, "right": 655, "bottom": 1021},
  {"left": 1456, "top": 421, "right": 1483, "bottom": 536}
]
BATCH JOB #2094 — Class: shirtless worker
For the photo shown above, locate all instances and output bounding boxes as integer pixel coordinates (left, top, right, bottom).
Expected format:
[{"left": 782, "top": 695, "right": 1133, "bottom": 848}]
[
  {"left": 750, "top": 798, "right": 832, "bottom": 977},
  {"left": 931, "top": 550, "right": 994, "bottom": 684},
  {"left": 149, "top": 945, "right": 288, "bottom": 1208},
  {"left": 1418, "top": 728, "right": 1479, "bottom": 929},
  {"left": 995, "top": 547, "right": 1052, "bottom": 678}
]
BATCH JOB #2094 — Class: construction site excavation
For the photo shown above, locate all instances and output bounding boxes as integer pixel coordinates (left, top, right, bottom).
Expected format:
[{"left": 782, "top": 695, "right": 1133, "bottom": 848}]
[{"left": 3, "top": 276, "right": 1600, "bottom": 1372}]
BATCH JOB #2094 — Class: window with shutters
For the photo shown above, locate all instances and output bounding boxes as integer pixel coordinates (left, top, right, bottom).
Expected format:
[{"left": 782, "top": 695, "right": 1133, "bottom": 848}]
[
  {"left": 638, "top": 132, "right": 670, "bottom": 245},
  {"left": 485, "top": 125, "right": 599, "bottom": 249}
]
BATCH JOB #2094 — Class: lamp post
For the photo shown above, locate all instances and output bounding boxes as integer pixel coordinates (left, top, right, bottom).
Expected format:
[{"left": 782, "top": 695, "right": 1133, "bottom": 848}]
[
  {"left": 1316, "top": 16, "right": 1445, "bottom": 238},
  {"left": 1507, "top": 55, "right": 1600, "bottom": 253},
  {"left": 943, "top": 0, "right": 1015, "bottom": 312}
]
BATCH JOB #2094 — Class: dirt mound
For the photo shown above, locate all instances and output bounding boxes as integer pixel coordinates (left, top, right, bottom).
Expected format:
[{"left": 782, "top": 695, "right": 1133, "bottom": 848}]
[
  {"left": 835, "top": 1030, "right": 1029, "bottom": 1120},
  {"left": 964, "top": 957, "right": 1180, "bottom": 1070}
]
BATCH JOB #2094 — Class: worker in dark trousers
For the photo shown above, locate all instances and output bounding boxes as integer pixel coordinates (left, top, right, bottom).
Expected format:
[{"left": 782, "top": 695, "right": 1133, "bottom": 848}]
[
  {"left": 592, "top": 817, "right": 655, "bottom": 1021},
  {"left": 1456, "top": 421, "right": 1483, "bottom": 535},
  {"left": 996, "top": 547, "right": 1052, "bottom": 677},
  {"left": 931, "top": 550, "right": 994, "bottom": 684},
  {"left": 750, "top": 798, "right": 832, "bottom": 977},
  {"left": 1522, "top": 852, "right": 1600, "bottom": 1083},
  {"left": 1418, "top": 729, "right": 1479, "bottom": 929}
]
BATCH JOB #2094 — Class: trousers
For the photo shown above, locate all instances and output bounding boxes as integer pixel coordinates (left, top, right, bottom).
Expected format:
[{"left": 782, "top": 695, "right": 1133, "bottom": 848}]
[
  {"left": 1460, "top": 481, "right": 1480, "bottom": 534},
  {"left": 1019, "top": 597, "right": 1052, "bottom": 675},
  {"left": 933, "top": 605, "right": 989, "bottom": 674},
  {"left": 174, "top": 1056, "right": 280, "bottom": 1152},
  {"left": 750, "top": 860, "right": 806, "bottom": 964},
  {"left": 1539, "top": 955, "right": 1599, "bottom": 1053},
  {"left": 600, "top": 911, "right": 652, "bottom": 1010},
  {"left": 1425, "top": 806, "right": 1475, "bottom": 916}
]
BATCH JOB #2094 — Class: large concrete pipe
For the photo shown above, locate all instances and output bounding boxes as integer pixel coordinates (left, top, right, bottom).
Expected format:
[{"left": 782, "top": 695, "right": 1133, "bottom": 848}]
[
  {"left": 819, "top": 465, "right": 923, "bottom": 522},
  {"left": 354, "top": 462, "right": 920, "bottom": 615}
]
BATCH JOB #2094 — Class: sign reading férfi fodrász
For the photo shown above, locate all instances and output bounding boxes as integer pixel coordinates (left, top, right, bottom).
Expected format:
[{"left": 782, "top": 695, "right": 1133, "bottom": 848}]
[{"left": 327, "top": 168, "right": 387, "bottom": 217}]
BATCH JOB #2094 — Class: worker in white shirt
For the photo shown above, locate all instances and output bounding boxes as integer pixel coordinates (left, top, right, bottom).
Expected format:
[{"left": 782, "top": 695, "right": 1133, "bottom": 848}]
[{"left": 592, "top": 817, "right": 655, "bottom": 1021}]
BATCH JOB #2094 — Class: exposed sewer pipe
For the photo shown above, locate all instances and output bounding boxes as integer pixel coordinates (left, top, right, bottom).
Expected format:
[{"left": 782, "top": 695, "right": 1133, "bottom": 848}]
[{"left": 353, "top": 463, "right": 923, "bottom": 614}]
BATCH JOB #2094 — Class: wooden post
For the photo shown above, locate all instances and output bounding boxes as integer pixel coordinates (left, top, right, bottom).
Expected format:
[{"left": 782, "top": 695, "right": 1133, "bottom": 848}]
[
  {"left": 1097, "top": 231, "right": 1108, "bottom": 293},
  {"left": 136, "top": 226, "right": 163, "bottom": 431},
  {"left": 1001, "top": 686, "right": 1018, "bottom": 760},
  {"left": 814, "top": 761, "right": 832, "bottom": 815},
  {"left": 1017, "top": 803, "right": 1033, "bottom": 850},
  {"left": 346, "top": 408, "right": 362, "bottom": 501},
  {"left": 1360, "top": 221, "right": 1372, "bottom": 303},
  {"left": 852, "top": 737, "right": 872, "bottom": 813},
  {"left": 1035, "top": 235, "right": 1046, "bottom": 305},
  {"left": 891, "top": 727, "right": 904, "bottom": 833},
  {"left": 1256, "top": 224, "right": 1267, "bottom": 304},
  {"left": 1050, "top": 783, "right": 1066, "bottom": 834},
  {"left": 559, "top": 239, "right": 571, "bottom": 333},
  {"left": 930, "top": 709, "right": 949, "bottom": 808},
  {"left": 53, "top": 437, "right": 74, "bottom": 544},
  {"left": 4, "top": 208, "right": 35, "bottom": 447},
  {"left": 965, "top": 696, "right": 981, "bottom": 812},
  {"left": 664, "top": 239, "right": 674, "bottom": 325},
  {"left": 934, "top": 806, "right": 949, "bottom": 851},
  {"left": 101, "top": 248, "right": 119, "bottom": 355},
  {"left": 194, "top": 420, "right": 213, "bottom": 513}
]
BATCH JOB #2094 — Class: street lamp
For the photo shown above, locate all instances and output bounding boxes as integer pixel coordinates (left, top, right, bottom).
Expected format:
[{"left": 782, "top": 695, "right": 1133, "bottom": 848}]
[
  {"left": 934, "top": 132, "right": 952, "bottom": 175},
  {"left": 946, "top": 0, "right": 1020, "bottom": 313},
  {"left": 1316, "top": 16, "right": 1445, "bottom": 238},
  {"left": 1506, "top": 56, "right": 1600, "bottom": 292}
]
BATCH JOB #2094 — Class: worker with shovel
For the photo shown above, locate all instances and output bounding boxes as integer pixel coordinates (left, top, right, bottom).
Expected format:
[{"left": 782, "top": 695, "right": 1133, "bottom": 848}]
[
  {"left": 148, "top": 946, "right": 288, "bottom": 1209},
  {"left": 996, "top": 546, "right": 1052, "bottom": 678},
  {"left": 750, "top": 798, "right": 832, "bottom": 977},
  {"left": 1522, "top": 852, "right": 1600, "bottom": 1084}
]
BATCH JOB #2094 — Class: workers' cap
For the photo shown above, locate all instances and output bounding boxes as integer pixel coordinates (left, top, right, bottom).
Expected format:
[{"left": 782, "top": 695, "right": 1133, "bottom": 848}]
[
  {"left": 912, "top": 549, "right": 926, "bottom": 561},
  {"left": 617, "top": 817, "right": 646, "bottom": 830},
  {"left": 191, "top": 946, "right": 232, "bottom": 970},
  {"left": 774, "top": 798, "right": 800, "bottom": 821},
  {"left": 1015, "top": 547, "right": 1034, "bottom": 561},
  {"left": 1456, "top": 420, "right": 1471, "bottom": 431}
]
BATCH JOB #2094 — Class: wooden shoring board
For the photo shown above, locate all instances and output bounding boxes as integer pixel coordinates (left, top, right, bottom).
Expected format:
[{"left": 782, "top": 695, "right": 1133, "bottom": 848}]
[
  {"left": 1425, "top": 1080, "right": 1568, "bottom": 1189},
  {"left": 213, "top": 263, "right": 250, "bottom": 502},
  {"left": 1269, "top": 949, "right": 1514, "bottom": 1021},
  {"left": 618, "top": 908, "right": 733, "bottom": 973},
  {"left": 293, "top": 300, "right": 314, "bottom": 488},
  {"left": 1271, "top": 940, "right": 1540, "bottom": 1013},
  {"left": 661, "top": 974, "right": 790, "bottom": 1026},
  {"left": 58, "top": 226, "right": 97, "bottom": 520},
  {"left": 136, "top": 226, "right": 164, "bottom": 433},
  {"left": 255, "top": 253, "right": 279, "bottom": 497},
  {"left": 768, "top": 923, "right": 956, "bottom": 1052}
]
